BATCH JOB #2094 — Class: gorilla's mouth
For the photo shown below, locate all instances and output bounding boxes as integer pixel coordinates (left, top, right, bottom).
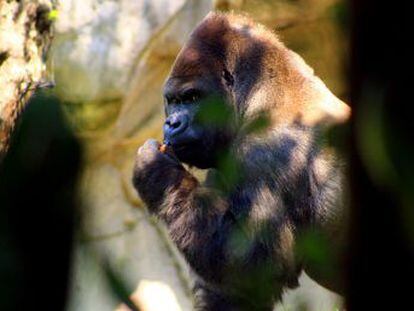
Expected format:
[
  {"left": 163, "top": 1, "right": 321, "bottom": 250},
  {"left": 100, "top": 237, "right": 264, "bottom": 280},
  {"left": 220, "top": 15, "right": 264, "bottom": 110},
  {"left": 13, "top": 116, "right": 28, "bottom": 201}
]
[
  {"left": 167, "top": 136, "right": 200, "bottom": 152},
  {"left": 169, "top": 142, "right": 194, "bottom": 156},
  {"left": 166, "top": 127, "right": 231, "bottom": 169},
  {"left": 170, "top": 139, "right": 203, "bottom": 155},
  {"left": 169, "top": 138, "right": 215, "bottom": 169},
  {"left": 170, "top": 142, "right": 191, "bottom": 151}
]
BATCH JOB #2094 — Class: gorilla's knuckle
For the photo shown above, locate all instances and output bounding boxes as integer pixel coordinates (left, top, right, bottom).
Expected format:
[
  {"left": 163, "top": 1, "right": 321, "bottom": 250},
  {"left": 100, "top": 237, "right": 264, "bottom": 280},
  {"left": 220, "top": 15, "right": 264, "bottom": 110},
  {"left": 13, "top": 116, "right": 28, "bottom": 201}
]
[{"left": 144, "top": 139, "right": 160, "bottom": 149}]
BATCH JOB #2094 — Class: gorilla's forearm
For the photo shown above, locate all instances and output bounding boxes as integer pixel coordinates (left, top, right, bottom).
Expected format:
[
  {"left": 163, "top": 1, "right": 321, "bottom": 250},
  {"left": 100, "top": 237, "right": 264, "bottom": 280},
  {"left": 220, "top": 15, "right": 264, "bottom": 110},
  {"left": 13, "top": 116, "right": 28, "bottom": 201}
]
[
  {"left": 133, "top": 140, "right": 231, "bottom": 281},
  {"left": 133, "top": 158, "right": 228, "bottom": 278},
  {"left": 157, "top": 172, "right": 230, "bottom": 281}
]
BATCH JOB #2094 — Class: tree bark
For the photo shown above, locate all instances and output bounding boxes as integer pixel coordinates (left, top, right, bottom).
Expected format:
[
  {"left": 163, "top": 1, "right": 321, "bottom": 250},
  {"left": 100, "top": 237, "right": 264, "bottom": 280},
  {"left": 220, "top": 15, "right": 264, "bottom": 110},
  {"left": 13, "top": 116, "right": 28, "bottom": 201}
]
[{"left": 0, "top": 0, "right": 54, "bottom": 155}]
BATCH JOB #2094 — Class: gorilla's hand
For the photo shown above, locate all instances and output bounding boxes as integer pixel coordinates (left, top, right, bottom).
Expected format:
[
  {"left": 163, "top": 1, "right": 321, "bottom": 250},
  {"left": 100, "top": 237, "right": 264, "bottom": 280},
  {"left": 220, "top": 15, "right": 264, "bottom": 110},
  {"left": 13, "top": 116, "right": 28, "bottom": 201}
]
[
  {"left": 133, "top": 139, "right": 186, "bottom": 212},
  {"left": 134, "top": 139, "right": 177, "bottom": 171}
]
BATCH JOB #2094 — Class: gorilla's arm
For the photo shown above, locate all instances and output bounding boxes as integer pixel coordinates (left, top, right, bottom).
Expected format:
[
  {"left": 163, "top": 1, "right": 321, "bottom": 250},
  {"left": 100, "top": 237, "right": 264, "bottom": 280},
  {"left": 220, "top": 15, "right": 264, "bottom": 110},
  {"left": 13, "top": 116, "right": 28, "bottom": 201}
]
[
  {"left": 132, "top": 137, "right": 304, "bottom": 307},
  {"left": 132, "top": 132, "right": 344, "bottom": 309},
  {"left": 133, "top": 139, "right": 230, "bottom": 281}
]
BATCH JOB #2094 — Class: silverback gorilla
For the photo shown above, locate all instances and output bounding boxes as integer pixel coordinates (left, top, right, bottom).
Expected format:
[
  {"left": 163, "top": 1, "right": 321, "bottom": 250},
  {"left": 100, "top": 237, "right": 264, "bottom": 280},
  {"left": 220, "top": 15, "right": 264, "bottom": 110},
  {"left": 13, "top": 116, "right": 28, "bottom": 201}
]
[{"left": 133, "top": 12, "right": 351, "bottom": 310}]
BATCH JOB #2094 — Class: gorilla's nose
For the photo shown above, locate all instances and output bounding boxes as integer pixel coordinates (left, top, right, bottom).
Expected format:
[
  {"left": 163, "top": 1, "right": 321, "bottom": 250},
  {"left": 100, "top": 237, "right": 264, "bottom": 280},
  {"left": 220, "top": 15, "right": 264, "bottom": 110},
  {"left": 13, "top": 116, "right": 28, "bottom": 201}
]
[{"left": 163, "top": 113, "right": 189, "bottom": 140}]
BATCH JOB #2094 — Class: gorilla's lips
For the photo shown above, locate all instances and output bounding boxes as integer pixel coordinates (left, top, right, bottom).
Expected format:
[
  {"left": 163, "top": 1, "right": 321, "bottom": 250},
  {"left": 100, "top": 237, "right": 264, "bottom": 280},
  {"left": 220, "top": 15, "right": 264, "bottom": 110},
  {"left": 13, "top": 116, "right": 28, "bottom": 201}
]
[
  {"left": 168, "top": 130, "right": 231, "bottom": 169},
  {"left": 169, "top": 139, "right": 201, "bottom": 156},
  {"left": 164, "top": 134, "right": 199, "bottom": 154},
  {"left": 163, "top": 124, "right": 207, "bottom": 165},
  {"left": 168, "top": 138, "right": 215, "bottom": 169}
]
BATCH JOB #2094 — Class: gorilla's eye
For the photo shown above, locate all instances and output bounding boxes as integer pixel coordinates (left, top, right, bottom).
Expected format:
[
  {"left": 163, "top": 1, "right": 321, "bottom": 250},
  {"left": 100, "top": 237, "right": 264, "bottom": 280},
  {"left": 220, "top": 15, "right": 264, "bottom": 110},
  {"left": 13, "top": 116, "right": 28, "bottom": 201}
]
[
  {"left": 165, "top": 89, "right": 203, "bottom": 105},
  {"left": 181, "top": 89, "right": 202, "bottom": 103},
  {"left": 168, "top": 98, "right": 178, "bottom": 105}
]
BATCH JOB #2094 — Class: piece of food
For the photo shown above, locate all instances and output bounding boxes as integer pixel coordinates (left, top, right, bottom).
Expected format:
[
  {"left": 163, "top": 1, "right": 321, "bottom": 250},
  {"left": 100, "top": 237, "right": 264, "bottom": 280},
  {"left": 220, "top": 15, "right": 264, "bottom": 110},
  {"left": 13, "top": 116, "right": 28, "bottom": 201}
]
[{"left": 159, "top": 144, "right": 168, "bottom": 153}]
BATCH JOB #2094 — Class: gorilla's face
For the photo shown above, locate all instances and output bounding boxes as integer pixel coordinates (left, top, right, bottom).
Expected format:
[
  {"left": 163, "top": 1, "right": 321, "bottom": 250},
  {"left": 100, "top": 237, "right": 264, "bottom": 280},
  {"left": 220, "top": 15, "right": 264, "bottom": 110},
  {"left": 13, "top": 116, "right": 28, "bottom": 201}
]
[{"left": 163, "top": 74, "right": 235, "bottom": 169}]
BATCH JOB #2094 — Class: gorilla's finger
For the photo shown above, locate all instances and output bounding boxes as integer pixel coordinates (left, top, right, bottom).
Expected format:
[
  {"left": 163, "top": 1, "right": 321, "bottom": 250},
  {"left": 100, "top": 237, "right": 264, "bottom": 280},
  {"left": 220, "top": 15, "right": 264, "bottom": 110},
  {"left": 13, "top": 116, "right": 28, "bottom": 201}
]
[
  {"left": 137, "top": 146, "right": 143, "bottom": 156},
  {"left": 136, "top": 139, "right": 160, "bottom": 158},
  {"left": 143, "top": 139, "right": 160, "bottom": 150}
]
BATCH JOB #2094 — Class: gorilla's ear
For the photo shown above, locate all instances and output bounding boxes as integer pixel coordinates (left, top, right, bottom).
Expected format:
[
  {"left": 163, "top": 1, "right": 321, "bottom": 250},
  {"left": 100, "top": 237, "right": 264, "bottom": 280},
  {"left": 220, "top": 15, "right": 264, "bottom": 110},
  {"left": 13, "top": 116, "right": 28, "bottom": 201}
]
[{"left": 287, "top": 50, "right": 351, "bottom": 127}]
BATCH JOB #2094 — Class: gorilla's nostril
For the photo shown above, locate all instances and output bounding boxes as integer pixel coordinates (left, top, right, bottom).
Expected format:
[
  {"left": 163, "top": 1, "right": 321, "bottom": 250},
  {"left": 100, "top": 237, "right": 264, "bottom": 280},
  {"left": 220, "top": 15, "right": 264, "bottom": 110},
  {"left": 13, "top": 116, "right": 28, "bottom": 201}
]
[
  {"left": 164, "top": 114, "right": 188, "bottom": 138},
  {"left": 171, "top": 120, "right": 181, "bottom": 129},
  {"left": 166, "top": 118, "right": 181, "bottom": 129}
]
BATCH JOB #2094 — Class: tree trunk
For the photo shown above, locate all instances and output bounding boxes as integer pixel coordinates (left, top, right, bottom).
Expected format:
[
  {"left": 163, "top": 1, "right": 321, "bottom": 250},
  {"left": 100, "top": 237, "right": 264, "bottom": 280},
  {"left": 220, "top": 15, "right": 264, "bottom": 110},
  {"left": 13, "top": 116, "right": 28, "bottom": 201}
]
[{"left": 0, "top": 0, "right": 54, "bottom": 155}]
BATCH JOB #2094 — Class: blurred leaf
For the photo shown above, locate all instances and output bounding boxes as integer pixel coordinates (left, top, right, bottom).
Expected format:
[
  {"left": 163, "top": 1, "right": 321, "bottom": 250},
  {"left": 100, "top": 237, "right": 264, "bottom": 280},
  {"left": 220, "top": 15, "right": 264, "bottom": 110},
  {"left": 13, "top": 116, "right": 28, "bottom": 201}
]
[
  {"left": 241, "top": 112, "right": 271, "bottom": 135},
  {"left": 325, "top": 122, "right": 351, "bottom": 154},
  {"left": 103, "top": 261, "right": 140, "bottom": 311},
  {"left": 0, "top": 90, "right": 81, "bottom": 310},
  {"left": 48, "top": 9, "right": 59, "bottom": 21},
  {"left": 227, "top": 223, "right": 252, "bottom": 260},
  {"left": 215, "top": 150, "right": 244, "bottom": 192},
  {"left": 356, "top": 84, "right": 397, "bottom": 187},
  {"left": 195, "top": 96, "right": 233, "bottom": 127},
  {"left": 297, "top": 231, "right": 329, "bottom": 264},
  {"left": 296, "top": 230, "right": 334, "bottom": 279},
  {"left": 329, "top": 2, "right": 350, "bottom": 30}
]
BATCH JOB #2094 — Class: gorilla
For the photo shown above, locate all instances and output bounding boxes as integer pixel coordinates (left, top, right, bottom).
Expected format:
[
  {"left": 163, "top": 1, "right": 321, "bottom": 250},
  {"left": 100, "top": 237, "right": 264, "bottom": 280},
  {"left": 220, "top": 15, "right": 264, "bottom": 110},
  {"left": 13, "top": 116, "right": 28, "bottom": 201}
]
[{"left": 133, "top": 12, "right": 350, "bottom": 310}]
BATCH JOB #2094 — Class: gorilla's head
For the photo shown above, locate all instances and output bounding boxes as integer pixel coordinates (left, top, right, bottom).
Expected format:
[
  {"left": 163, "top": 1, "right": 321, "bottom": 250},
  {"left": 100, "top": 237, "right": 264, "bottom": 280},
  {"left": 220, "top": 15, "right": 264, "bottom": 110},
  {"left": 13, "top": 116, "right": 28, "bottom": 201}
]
[
  {"left": 162, "top": 12, "right": 350, "bottom": 169},
  {"left": 163, "top": 74, "right": 234, "bottom": 169},
  {"left": 162, "top": 13, "right": 241, "bottom": 169}
]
